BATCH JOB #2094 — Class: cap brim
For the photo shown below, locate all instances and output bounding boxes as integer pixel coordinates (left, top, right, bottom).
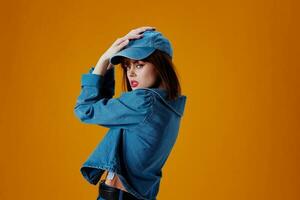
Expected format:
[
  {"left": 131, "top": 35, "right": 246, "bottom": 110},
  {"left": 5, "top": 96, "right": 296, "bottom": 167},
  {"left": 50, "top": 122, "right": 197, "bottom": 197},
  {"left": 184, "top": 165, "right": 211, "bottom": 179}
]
[{"left": 109, "top": 47, "right": 156, "bottom": 65}]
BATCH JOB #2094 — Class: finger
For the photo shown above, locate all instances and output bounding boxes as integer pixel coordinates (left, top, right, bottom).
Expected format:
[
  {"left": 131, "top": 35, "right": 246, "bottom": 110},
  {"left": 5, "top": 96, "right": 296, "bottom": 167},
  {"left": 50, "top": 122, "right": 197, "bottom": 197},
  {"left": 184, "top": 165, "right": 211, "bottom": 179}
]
[
  {"left": 126, "top": 26, "right": 155, "bottom": 39},
  {"left": 129, "top": 33, "right": 144, "bottom": 39},
  {"left": 114, "top": 37, "right": 128, "bottom": 46},
  {"left": 119, "top": 26, "right": 154, "bottom": 44},
  {"left": 130, "top": 27, "right": 154, "bottom": 35},
  {"left": 122, "top": 32, "right": 143, "bottom": 41},
  {"left": 116, "top": 39, "right": 129, "bottom": 50},
  {"left": 137, "top": 26, "right": 155, "bottom": 31},
  {"left": 137, "top": 26, "right": 156, "bottom": 32}
]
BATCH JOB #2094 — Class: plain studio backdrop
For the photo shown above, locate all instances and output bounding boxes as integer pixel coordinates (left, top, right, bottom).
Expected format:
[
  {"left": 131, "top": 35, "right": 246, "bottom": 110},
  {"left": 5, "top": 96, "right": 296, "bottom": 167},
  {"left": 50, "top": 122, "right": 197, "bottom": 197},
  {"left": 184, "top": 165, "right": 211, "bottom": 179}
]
[{"left": 0, "top": 0, "right": 299, "bottom": 199}]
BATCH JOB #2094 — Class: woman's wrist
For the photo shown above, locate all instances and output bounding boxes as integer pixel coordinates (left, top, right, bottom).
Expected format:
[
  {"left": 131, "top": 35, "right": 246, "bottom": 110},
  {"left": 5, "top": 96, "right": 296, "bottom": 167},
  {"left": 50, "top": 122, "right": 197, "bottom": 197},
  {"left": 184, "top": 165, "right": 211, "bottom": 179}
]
[{"left": 92, "top": 56, "right": 109, "bottom": 76}]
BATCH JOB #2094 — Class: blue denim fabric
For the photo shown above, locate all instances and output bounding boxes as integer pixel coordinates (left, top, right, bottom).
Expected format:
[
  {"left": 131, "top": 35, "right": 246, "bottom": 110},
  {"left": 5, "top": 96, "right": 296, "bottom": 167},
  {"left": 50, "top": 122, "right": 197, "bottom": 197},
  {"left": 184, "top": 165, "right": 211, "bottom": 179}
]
[{"left": 74, "top": 66, "right": 187, "bottom": 200}]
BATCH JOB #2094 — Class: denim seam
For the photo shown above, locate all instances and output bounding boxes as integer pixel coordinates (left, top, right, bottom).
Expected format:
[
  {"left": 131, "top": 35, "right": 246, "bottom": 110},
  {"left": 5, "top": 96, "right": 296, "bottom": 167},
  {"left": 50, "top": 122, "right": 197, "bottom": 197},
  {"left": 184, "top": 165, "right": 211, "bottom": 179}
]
[
  {"left": 143, "top": 93, "right": 155, "bottom": 123},
  {"left": 130, "top": 92, "right": 155, "bottom": 131}
]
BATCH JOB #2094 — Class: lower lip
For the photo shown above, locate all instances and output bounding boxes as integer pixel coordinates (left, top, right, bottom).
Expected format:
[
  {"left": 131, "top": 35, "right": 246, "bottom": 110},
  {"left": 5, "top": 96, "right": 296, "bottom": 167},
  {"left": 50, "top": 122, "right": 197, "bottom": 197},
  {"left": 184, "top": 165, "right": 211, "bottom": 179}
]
[{"left": 131, "top": 82, "right": 139, "bottom": 87}]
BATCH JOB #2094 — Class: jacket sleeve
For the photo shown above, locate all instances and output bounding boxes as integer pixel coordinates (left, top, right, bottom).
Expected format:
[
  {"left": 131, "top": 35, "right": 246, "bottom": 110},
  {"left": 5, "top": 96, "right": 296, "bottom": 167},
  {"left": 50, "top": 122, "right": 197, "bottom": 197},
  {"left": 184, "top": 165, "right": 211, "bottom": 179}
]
[
  {"left": 74, "top": 67, "right": 154, "bottom": 129},
  {"left": 89, "top": 65, "right": 115, "bottom": 99}
]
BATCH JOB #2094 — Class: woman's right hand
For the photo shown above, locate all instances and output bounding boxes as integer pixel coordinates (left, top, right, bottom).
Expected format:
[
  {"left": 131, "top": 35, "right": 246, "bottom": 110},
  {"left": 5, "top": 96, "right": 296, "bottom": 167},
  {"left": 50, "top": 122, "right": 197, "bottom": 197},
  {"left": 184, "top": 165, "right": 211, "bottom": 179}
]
[{"left": 96, "top": 26, "right": 156, "bottom": 72}]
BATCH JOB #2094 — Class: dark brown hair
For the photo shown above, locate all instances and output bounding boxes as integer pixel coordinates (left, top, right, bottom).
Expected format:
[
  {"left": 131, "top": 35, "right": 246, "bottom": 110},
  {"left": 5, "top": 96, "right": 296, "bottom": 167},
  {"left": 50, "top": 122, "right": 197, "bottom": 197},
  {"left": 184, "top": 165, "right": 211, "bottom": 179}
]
[{"left": 120, "top": 49, "right": 181, "bottom": 101}]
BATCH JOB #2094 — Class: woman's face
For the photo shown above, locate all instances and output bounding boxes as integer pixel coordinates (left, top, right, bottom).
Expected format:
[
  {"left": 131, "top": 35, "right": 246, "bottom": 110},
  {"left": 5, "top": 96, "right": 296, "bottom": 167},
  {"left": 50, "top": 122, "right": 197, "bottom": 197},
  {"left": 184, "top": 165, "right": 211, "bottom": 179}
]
[{"left": 121, "top": 58, "right": 160, "bottom": 90}]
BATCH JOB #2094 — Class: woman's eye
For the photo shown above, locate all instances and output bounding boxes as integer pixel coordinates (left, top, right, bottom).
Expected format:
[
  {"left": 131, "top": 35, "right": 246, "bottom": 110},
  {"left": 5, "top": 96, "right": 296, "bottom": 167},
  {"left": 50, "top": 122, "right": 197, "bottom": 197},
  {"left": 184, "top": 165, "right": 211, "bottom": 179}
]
[{"left": 136, "top": 64, "right": 144, "bottom": 69}]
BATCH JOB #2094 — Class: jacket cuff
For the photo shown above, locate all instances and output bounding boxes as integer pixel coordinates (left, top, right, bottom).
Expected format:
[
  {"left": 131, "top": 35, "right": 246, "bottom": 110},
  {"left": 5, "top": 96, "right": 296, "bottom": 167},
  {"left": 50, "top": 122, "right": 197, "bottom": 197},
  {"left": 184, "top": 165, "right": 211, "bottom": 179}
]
[
  {"left": 81, "top": 73, "right": 103, "bottom": 88},
  {"left": 88, "top": 66, "right": 95, "bottom": 74}
]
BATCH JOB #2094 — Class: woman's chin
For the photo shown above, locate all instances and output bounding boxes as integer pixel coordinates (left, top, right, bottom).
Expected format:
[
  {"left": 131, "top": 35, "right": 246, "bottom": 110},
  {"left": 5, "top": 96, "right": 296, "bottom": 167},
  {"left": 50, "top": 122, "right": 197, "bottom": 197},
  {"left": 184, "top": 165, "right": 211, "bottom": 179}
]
[
  {"left": 131, "top": 85, "right": 149, "bottom": 90},
  {"left": 131, "top": 85, "right": 142, "bottom": 90}
]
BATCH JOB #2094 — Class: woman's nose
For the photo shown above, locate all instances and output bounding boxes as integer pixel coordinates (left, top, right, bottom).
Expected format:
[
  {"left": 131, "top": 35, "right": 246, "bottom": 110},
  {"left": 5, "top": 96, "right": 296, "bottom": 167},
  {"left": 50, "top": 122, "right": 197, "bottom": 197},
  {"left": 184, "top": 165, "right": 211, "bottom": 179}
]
[{"left": 129, "top": 67, "right": 136, "bottom": 76}]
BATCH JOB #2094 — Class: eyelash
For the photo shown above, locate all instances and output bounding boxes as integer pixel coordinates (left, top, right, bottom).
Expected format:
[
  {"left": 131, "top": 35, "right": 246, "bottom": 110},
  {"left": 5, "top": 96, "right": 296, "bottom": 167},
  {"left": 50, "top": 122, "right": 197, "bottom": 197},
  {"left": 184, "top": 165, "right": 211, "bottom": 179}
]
[{"left": 124, "top": 64, "right": 144, "bottom": 70}]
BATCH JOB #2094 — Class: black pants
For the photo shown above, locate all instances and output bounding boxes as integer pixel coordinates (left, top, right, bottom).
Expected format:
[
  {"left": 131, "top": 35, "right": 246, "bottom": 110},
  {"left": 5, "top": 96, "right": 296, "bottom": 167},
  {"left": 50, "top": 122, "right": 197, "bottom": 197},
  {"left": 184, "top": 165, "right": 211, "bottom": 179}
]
[{"left": 97, "top": 181, "right": 140, "bottom": 200}]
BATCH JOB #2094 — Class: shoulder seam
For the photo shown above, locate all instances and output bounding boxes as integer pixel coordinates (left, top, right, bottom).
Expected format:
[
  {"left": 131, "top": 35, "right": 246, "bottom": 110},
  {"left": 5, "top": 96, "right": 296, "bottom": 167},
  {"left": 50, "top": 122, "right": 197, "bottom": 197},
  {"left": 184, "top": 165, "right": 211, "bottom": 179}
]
[
  {"left": 141, "top": 88, "right": 184, "bottom": 117},
  {"left": 128, "top": 93, "right": 155, "bottom": 130},
  {"left": 142, "top": 94, "right": 155, "bottom": 123}
]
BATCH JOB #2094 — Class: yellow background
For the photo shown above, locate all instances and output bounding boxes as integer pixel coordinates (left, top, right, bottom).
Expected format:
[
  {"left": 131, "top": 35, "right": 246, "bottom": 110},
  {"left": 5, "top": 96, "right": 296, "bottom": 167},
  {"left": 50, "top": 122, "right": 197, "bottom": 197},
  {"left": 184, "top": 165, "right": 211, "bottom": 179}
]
[{"left": 1, "top": 0, "right": 299, "bottom": 199}]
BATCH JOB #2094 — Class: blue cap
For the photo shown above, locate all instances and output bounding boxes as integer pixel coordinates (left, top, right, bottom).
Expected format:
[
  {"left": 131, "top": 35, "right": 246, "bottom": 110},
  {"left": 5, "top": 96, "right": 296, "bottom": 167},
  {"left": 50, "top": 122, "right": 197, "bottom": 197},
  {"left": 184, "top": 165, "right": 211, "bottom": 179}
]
[{"left": 109, "top": 30, "right": 173, "bottom": 65}]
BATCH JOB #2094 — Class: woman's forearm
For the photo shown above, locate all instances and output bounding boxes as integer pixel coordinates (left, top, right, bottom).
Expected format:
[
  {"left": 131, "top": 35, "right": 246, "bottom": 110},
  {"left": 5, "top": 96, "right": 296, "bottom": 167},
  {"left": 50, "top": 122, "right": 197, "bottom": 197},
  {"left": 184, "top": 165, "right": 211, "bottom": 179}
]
[{"left": 92, "top": 56, "right": 109, "bottom": 76}]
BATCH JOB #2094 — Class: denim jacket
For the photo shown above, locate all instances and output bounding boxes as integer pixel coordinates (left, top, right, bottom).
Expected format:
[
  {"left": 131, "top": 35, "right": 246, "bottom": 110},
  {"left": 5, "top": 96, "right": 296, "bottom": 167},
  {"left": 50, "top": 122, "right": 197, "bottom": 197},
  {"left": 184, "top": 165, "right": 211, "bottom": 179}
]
[{"left": 74, "top": 66, "right": 187, "bottom": 200}]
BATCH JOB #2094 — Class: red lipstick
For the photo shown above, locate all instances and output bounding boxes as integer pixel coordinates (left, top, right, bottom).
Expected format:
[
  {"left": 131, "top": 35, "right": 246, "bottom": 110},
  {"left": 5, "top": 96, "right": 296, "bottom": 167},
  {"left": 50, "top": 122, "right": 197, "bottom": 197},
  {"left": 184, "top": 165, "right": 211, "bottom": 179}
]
[{"left": 130, "top": 80, "right": 139, "bottom": 87}]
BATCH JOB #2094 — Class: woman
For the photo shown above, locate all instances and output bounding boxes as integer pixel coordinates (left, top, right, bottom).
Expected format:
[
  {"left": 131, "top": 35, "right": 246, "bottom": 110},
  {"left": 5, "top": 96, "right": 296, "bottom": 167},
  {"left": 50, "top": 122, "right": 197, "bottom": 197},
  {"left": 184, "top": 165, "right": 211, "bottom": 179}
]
[{"left": 74, "top": 26, "right": 187, "bottom": 200}]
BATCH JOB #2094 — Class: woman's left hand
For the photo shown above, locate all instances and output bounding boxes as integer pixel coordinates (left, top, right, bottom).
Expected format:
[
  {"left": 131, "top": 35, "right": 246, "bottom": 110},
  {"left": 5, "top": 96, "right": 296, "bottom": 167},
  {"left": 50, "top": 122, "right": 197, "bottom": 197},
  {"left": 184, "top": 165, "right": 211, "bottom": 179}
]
[{"left": 95, "top": 26, "right": 156, "bottom": 74}]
